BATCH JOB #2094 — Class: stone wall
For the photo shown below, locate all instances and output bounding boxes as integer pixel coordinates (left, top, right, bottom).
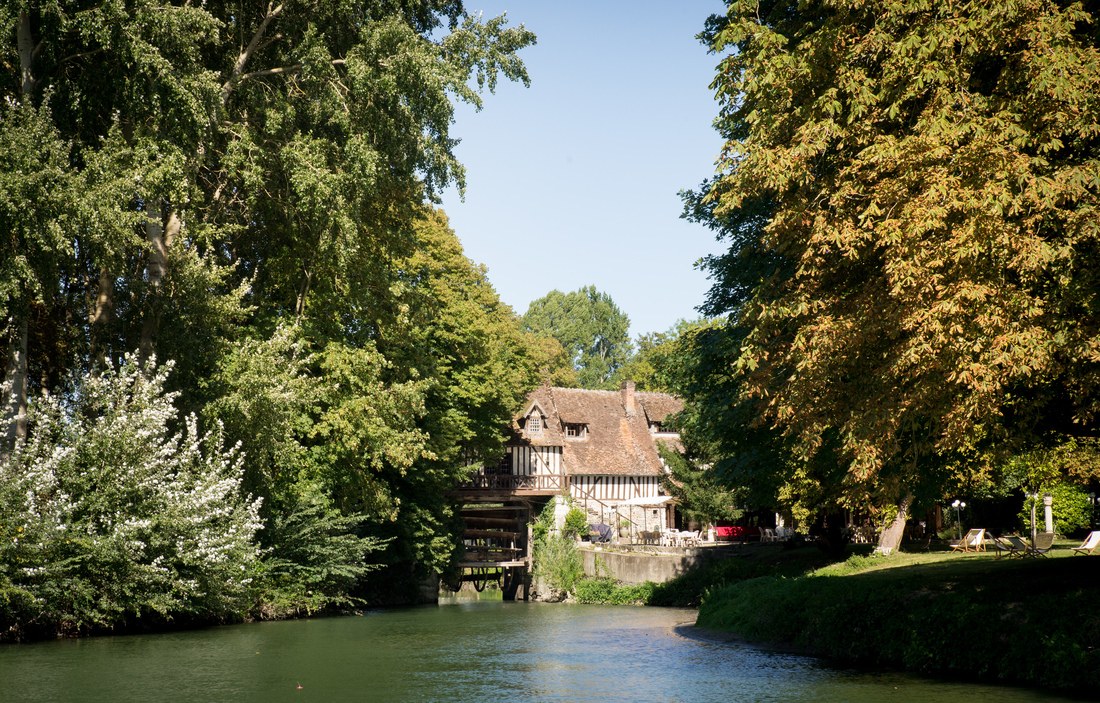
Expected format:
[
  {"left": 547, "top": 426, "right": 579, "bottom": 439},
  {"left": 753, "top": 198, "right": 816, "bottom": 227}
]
[{"left": 579, "top": 546, "right": 717, "bottom": 584}]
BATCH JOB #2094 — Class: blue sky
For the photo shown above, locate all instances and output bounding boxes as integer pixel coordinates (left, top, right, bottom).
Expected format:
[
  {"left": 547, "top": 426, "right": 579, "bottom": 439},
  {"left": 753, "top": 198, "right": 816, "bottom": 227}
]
[{"left": 440, "top": 1, "right": 728, "bottom": 338}]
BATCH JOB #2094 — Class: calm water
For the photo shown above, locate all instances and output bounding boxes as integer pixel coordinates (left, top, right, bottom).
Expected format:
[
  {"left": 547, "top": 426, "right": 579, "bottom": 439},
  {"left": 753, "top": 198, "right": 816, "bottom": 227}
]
[{"left": 0, "top": 601, "right": 1073, "bottom": 702}]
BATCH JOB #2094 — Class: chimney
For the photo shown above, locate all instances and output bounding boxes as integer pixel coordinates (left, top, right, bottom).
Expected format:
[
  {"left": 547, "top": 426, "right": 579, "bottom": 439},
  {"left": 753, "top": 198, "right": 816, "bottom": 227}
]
[{"left": 621, "top": 380, "right": 636, "bottom": 417}]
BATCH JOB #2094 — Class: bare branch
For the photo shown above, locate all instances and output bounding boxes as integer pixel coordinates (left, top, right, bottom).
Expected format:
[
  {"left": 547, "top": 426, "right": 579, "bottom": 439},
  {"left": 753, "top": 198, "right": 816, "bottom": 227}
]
[
  {"left": 231, "top": 59, "right": 349, "bottom": 88},
  {"left": 237, "top": 63, "right": 301, "bottom": 81},
  {"left": 221, "top": 2, "right": 285, "bottom": 103}
]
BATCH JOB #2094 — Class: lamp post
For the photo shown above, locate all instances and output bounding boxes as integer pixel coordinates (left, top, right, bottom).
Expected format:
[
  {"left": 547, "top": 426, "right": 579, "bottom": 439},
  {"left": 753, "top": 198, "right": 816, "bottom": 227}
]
[{"left": 951, "top": 499, "right": 966, "bottom": 540}]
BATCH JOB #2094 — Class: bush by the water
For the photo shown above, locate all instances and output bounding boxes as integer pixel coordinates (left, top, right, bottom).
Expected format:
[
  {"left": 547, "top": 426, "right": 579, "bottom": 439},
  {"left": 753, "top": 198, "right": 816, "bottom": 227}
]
[
  {"left": 0, "top": 357, "right": 387, "bottom": 640},
  {"left": 697, "top": 553, "right": 1100, "bottom": 694},
  {"left": 0, "top": 358, "right": 262, "bottom": 640},
  {"left": 573, "top": 578, "right": 655, "bottom": 605},
  {"left": 532, "top": 502, "right": 583, "bottom": 595}
]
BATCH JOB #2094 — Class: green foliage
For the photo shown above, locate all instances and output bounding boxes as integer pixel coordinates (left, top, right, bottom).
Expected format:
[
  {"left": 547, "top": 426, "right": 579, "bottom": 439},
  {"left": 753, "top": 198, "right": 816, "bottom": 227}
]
[
  {"left": 1, "top": 1, "right": 540, "bottom": 625},
  {"left": 573, "top": 578, "right": 655, "bottom": 605},
  {"left": 562, "top": 508, "right": 589, "bottom": 539},
  {"left": 523, "top": 286, "right": 633, "bottom": 389},
  {"left": 256, "top": 492, "right": 387, "bottom": 617},
  {"left": 688, "top": 0, "right": 1100, "bottom": 529},
  {"left": 531, "top": 500, "right": 582, "bottom": 594},
  {"left": 1018, "top": 483, "right": 1092, "bottom": 537},
  {"left": 658, "top": 443, "right": 742, "bottom": 528},
  {"left": 0, "top": 356, "right": 261, "bottom": 640},
  {"left": 613, "top": 319, "right": 707, "bottom": 393},
  {"left": 697, "top": 556, "right": 1100, "bottom": 693}
]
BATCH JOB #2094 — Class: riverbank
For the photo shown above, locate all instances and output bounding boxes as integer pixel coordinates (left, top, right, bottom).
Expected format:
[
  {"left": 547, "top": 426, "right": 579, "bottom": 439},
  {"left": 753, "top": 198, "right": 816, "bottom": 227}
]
[{"left": 694, "top": 545, "right": 1100, "bottom": 695}]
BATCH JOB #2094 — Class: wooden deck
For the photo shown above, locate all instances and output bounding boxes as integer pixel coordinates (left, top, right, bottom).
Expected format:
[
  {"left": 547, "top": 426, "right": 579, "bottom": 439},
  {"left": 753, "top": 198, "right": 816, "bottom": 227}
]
[{"left": 454, "top": 472, "right": 566, "bottom": 498}]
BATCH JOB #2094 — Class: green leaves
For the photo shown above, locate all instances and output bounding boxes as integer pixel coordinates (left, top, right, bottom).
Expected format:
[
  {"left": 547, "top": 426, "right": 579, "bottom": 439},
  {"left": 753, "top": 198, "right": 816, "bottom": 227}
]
[
  {"left": 523, "top": 286, "right": 634, "bottom": 389},
  {"left": 2, "top": 1, "right": 538, "bottom": 617},
  {"left": 0, "top": 355, "right": 262, "bottom": 639},
  {"left": 692, "top": 0, "right": 1100, "bottom": 528}
]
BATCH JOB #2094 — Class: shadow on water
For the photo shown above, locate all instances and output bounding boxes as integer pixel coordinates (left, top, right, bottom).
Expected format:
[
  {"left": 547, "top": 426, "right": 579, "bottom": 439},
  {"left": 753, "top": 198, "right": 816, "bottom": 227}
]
[{"left": 0, "top": 602, "right": 1078, "bottom": 703}]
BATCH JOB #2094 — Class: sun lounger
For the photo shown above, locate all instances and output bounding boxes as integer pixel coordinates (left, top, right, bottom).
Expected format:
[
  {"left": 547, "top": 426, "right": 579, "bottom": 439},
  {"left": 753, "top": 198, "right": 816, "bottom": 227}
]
[
  {"left": 1006, "top": 533, "right": 1052, "bottom": 558},
  {"left": 1005, "top": 535, "right": 1033, "bottom": 557},
  {"left": 992, "top": 536, "right": 1025, "bottom": 559},
  {"left": 951, "top": 528, "right": 986, "bottom": 552},
  {"left": 1031, "top": 532, "right": 1055, "bottom": 557},
  {"left": 1073, "top": 531, "right": 1100, "bottom": 556}
]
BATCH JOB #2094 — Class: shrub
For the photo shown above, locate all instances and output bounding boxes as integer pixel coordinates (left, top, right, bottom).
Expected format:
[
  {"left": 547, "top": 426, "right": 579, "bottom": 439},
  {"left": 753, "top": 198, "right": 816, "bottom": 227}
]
[
  {"left": 563, "top": 507, "right": 588, "bottom": 539},
  {"left": 574, "top": 578, "right": 655, "bottom": 605},
  {"left": 531, "top": 501, "right": 582, "bottom": 594},
  {"left": 0, "top": 356, "right": 262, "bottom": 640},
  {"left": 256, "top": 491, "right": 388, "bottom": 617},
  {"left": 1018, "top": 482, "right": 1092, "bottom": 536}
]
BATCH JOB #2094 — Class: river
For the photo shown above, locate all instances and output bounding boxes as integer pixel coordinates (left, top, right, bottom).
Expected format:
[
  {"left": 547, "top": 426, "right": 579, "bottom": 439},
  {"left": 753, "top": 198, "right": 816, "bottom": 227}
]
[{"left": 0, "top": 600, "right": 1073, "bottom": 702}]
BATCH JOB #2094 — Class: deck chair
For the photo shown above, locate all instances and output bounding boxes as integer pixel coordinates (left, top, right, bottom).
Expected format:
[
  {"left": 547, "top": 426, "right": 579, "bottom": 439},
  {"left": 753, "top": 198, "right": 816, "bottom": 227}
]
[
  {"left": 992, "top": 536, "right": 1025, "bottom": 559},
  {"left": 1031, "top": 532, "right": 1055, "bottom": 557},
  {"left": 951, "top": 528, "right": 986, "bottom": 552},
  {"left": 1008, "top": 533, "right": 1052, "bottom": 558},
  {"left": 1006, "top": 534, "right": 1037, "bottom": 557},
  {"left": 1073, "top": 531, "right": 1100, "bottom": 556}
]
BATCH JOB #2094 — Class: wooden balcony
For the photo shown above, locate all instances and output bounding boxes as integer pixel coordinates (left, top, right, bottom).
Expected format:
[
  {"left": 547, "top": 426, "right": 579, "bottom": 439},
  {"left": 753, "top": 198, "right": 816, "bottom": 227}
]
[{"left": 454, "top": 471, "right": 566, "bottom": 497}]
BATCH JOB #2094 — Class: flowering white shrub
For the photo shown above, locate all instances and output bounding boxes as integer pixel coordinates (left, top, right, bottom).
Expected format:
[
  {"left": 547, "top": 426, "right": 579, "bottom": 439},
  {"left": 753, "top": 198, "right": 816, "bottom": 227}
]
[{"left": 0, "top": 355, "right": 262, "bottom": 639}]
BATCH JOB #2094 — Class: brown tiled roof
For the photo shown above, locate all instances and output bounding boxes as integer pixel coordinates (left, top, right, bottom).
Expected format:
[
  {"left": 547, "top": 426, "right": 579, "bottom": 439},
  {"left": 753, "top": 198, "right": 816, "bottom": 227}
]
[
  {"left": 509, "top": 384, "right": 683, "bottom": 477},
  {"left": 638, "top": 392, "right": 682, "bottom": 424}
]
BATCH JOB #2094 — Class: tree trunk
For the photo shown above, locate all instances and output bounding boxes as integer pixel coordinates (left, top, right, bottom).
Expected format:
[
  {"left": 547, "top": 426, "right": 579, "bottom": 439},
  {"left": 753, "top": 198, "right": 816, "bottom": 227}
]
[
  {"left": 17, "top": 11, "right": 36, "bottom": 96},
  {"left": 5, "top": 13, "right": 34, "bottom": 457},
  {"left": 89, "top": 267, "right": 115, "bottom": 368},
  {"left": 139, "top": 205, "right": 180, "bottom": 362},
  {"left": 2, "top": 312, "right": 30, "bottom": 459},
  {"left": 877, "top": 494, "right": 912, "bottom": 554}
]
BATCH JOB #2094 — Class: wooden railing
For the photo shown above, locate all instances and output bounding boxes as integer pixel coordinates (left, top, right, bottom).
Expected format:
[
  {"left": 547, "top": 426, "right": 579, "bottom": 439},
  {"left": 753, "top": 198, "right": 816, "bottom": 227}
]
[{"left": 459, "top": 472, "right": 566, "bottom": 493}]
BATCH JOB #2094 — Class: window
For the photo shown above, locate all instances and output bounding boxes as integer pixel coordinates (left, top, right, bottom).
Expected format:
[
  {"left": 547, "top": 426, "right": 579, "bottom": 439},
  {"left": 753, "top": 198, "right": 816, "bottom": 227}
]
[
  {"left": 527, "top": 413, "right": 541, "bottom": 433},
  {"left": 564, "top": 423, "right": 587, "bottom": 438}
]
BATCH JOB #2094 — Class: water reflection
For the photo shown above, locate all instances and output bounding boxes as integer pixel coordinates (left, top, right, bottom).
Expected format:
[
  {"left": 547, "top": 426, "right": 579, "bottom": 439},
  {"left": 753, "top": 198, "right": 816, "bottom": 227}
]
[{"left": 0, "top": 602, "right": 1073, "bottom": 702}]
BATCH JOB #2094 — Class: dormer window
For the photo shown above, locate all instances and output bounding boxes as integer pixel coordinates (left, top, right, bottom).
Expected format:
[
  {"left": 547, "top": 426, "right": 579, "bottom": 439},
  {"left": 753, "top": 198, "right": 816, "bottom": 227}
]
[
  {"left": 564, "top": 423, "right": 587, "bottom": 439},
  {"left": 527, "top": 413, "right": 542, "bottom": 433}
]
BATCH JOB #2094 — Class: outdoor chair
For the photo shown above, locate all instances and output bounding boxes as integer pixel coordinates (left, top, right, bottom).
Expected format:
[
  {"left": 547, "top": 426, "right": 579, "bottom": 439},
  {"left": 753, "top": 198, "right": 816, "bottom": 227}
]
[
  {"left": 1004, "top": 535, "right": 1032, "bottom": 556},
  {"left": 1006, "top": 534, "right": 1050, "bottom": 558},
  {"left": 951, "top": 528, "right": 986, "bottom": 552},
  {"left": 1072, "top": 531, "right": 1100, "bottom": 556},
  {"left": 991, "top": 536, "right": 1024, "bottom": 559},
  {"left": 1031, "top": 532, "right": 1055, "bottom": 557}
]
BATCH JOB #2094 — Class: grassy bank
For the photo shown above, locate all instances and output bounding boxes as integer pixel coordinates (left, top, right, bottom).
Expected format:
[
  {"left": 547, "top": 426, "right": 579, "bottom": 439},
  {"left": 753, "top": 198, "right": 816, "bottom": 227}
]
[{"left": 696, "top": 547, "right": 1100, "bottom": 694}]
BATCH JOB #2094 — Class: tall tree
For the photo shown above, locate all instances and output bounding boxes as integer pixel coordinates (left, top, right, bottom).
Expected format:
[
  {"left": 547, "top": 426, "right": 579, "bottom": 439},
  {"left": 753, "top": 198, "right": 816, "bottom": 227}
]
[
  {"left": 522, "top": 285, "right": 633, "bottom": 389},
  {"left": 1, "top": 1, "right": 538, "bottom": 609},
  {"left": 614, "top": 319, "right": 708, "bottom": 393},
  {"left": 204, "top": 209, "right": 540, "bottom": 600},
  {"left": 696, "top": 0, "right": 1100, "bottom": 549},
  {"left": 0, "top": 0, "right": 536, "bottom": 415}
]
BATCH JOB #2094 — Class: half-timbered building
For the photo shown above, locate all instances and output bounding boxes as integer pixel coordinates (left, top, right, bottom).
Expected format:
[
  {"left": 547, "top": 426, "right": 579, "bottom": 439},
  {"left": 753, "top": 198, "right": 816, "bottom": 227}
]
[
  {"left": 460, "top": 381, "right": 682, "bottom": 513},
  {"left": 451, "top": 381, "right": 683, "bottom": 599}
]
